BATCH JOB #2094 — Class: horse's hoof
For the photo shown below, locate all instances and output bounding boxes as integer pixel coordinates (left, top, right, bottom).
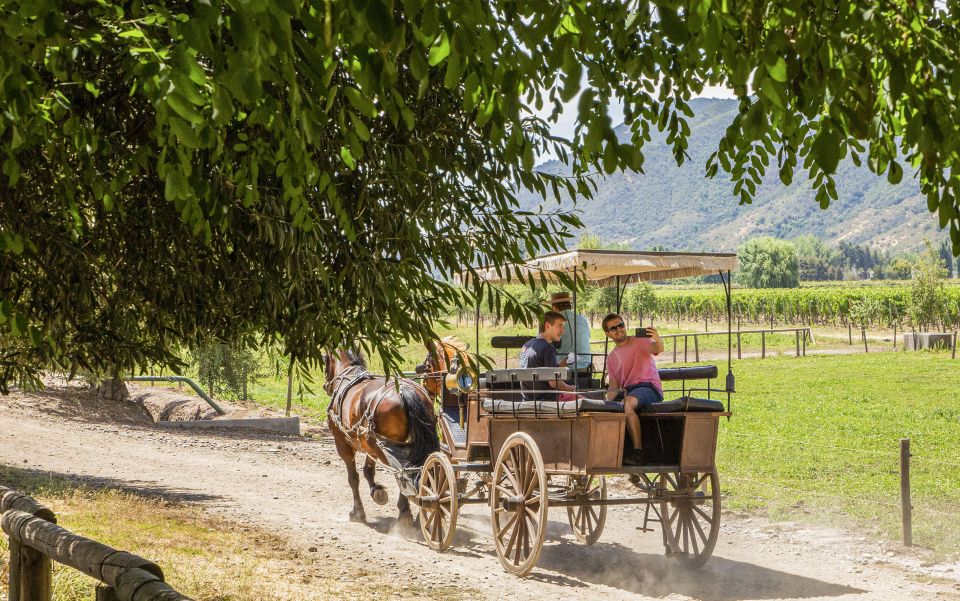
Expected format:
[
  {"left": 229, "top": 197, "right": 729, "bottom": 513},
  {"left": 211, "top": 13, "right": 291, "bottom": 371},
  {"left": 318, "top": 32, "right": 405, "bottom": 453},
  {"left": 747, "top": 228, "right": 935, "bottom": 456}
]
[
  {"left": 349, "top": 511, "right": 366, "bottom": 523},
  {"left": 372, "top": 486, "right": 389, "bottom": 505},
  {"left": 396, "top": 514, "right": 416, "bottom": 534}
]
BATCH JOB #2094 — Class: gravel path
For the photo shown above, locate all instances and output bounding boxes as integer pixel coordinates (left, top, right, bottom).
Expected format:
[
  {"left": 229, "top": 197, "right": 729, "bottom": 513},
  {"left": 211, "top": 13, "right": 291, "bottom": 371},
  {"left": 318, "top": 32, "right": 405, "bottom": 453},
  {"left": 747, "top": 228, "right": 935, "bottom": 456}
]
[{"left": 1, "top": 384, "right": 958, "bottom": 600}]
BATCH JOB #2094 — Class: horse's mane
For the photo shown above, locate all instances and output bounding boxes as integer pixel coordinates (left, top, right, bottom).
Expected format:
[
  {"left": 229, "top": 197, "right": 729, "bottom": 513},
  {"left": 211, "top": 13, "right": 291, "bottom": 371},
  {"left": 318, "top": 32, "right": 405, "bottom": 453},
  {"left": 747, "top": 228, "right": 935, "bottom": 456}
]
[
  {"left": 345, "top": 350, "right": 367, "bottom": 368},
  {"left": 439, "top": 335, "right": 466, "bottom": 352}
]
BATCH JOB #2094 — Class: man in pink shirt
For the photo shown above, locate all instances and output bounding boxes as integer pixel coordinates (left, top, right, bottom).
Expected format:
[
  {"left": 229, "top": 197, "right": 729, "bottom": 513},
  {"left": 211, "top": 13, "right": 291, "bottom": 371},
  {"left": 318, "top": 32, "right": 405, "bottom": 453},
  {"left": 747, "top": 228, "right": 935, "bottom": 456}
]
[{"left": 602, "top": 313, "right": 665, "bottom": 464}]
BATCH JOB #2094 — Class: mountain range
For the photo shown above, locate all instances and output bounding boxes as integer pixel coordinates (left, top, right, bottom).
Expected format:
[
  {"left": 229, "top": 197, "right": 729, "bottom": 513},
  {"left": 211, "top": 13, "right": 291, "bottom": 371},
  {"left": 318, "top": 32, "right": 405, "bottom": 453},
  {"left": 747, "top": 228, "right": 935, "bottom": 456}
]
[{"left": 528, "top": 98, "right": 943, "bottom": 253}]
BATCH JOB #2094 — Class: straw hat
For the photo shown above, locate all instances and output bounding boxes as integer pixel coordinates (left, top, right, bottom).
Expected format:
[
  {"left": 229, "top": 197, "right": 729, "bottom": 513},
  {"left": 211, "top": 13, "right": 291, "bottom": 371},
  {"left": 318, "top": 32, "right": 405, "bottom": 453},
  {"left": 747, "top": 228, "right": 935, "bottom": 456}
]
[{"left": 545, "top": 291, "right": 572, "bottom": 306}]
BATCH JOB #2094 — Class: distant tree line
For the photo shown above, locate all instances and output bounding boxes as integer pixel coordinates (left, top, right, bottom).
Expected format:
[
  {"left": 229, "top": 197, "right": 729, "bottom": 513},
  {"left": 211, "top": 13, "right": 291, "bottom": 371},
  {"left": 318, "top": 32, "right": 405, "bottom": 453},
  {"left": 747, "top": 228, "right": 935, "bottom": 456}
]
[{"left": 736, "top": 236, "right": 957, "bottom": 288}]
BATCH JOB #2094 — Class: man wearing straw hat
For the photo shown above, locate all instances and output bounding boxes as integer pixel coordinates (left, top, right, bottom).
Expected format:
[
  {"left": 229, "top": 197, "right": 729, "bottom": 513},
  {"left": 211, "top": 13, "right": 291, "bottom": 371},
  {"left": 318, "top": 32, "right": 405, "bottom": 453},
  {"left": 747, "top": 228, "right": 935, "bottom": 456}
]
[{"left": 547, "top": 291, "right": 593, "bottom": 386}]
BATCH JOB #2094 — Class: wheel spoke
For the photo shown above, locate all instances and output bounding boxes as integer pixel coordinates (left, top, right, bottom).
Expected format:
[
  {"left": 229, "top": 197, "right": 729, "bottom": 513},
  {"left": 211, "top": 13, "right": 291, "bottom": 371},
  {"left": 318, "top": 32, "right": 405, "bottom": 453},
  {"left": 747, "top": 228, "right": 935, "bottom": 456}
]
[
  {"left": 692, "top": 503, "right": 714, "bottom": 523},
  {"left": 524, "top": 471, "right": 539, "bottom": 498},
  {"left": 497, "top": 511, "right": 520, "bottom": 542},
  {"left": 690, "top": 509, "right": 707, "bottom": 548},
  {"left": 588, "top": 506, "right": 600, "bottom": 530},
  {"left": 524, "top": 507, "right": 540, "bottom": 533}
]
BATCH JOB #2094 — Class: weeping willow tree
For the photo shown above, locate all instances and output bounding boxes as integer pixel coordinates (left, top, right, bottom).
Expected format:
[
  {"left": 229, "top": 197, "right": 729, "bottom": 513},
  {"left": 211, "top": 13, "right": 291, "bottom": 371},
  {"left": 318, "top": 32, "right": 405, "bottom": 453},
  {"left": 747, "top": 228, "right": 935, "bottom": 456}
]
[{"left": 1, "top": 0, "right": 959, "bottom": 389}]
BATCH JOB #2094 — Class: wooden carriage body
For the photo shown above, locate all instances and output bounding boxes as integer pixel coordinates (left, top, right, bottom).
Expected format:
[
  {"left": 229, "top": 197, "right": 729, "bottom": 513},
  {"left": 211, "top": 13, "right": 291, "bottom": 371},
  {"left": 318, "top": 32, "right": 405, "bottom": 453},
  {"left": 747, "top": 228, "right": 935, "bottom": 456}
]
[{"left": 437, "top": 366, "right": 728, "bottom": 476}]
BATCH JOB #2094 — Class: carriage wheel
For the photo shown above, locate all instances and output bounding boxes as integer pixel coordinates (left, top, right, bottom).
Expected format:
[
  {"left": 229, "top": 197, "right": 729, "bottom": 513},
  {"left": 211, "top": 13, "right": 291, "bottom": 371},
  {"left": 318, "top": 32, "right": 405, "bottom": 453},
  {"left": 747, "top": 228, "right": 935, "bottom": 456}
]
[
  {"left": 565, "top": 475, "right": 607, "bottom": 545},
  {"left": 490, "top": 433, "right": 548, "bottom": 576},
  {"left": 418, "top": 452, "right": 459, "bottom": 552},
  {"left": 658, "top": 469, "right": 721, "bottom": 568}
]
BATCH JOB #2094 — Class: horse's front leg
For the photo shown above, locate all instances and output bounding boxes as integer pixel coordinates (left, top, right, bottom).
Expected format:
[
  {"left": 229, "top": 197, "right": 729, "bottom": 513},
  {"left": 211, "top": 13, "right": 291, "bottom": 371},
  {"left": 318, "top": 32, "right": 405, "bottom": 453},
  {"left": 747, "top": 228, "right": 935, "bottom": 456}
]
[
  {"left": 363, "top": 456, "right": 389, "bottom": 505},
  {"left": 330, "top": 423, "right": 366, "bottom": 522}
]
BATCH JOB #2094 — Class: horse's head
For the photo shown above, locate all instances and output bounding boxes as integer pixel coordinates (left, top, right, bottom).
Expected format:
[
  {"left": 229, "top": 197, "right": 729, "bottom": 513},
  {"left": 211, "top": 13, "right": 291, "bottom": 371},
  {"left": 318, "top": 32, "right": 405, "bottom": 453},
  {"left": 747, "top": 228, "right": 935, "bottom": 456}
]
[
  {"left": 416, "top": 337, "right": 467, "bottom": 398},
  {"left": 323, "top": 349, "right": 366, "bottom": 395}
]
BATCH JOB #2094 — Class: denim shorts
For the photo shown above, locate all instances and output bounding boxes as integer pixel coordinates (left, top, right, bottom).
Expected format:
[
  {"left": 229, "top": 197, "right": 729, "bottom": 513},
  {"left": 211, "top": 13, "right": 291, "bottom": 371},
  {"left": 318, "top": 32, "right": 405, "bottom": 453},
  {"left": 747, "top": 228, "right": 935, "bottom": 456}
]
[{"left": 624, "top": 382, "right": 664, "bottom": 407}]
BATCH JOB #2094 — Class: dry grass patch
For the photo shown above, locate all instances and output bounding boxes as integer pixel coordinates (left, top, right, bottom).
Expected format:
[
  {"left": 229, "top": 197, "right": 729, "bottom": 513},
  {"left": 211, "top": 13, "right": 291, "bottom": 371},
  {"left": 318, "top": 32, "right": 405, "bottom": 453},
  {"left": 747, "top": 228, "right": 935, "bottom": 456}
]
[{"left": 0, "top": 471, "right": 464, "bottom": 600}]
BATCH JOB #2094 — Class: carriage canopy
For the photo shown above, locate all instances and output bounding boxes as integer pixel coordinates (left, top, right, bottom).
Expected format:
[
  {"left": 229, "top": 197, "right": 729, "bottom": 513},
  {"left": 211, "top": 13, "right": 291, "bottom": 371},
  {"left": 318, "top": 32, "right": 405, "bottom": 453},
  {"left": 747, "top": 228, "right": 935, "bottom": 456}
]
[{"left": 467, "top": 249, "right": 738, "bottom": 287}]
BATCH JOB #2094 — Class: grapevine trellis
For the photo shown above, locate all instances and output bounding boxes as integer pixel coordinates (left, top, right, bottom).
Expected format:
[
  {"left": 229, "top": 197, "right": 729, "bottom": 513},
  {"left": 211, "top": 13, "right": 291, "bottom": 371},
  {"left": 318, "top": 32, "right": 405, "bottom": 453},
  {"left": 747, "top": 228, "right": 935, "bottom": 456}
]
[{"left": 456, "top": 284, "right": 960, "bottom": 332}]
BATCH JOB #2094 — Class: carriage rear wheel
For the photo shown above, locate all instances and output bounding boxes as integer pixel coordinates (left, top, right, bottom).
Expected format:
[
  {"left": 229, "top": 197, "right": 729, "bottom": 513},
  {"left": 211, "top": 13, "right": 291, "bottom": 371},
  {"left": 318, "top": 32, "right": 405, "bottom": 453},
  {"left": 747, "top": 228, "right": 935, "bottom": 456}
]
[
  {"left": 565, "top": 475, "right": 606, "bottom": 545},
  {"left": 490, "top": 433, "right": 548, "bottom": 576},
  {"left": 418, "top": 452, "right": 459, "bottom": 552},
  {"left": 658, "top": 469, "right": 721, "bottom": 567}
]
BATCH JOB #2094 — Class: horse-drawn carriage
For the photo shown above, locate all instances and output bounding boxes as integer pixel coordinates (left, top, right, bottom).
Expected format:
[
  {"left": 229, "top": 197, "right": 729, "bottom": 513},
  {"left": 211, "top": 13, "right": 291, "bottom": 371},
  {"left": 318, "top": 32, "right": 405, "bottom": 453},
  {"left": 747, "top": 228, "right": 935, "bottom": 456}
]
[{"left": 326, "top": 250, "right": 738, "bottom": 577}]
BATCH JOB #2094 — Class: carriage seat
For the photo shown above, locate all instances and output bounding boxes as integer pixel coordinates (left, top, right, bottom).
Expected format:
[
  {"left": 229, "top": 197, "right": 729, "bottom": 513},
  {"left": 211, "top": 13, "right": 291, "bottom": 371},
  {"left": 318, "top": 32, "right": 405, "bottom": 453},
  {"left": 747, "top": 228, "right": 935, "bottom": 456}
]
[
  {"left": 481, "top": 367, "right": 571, "bottom": 388},
  {"left": 481, "top": 397, "right": 623, "bottom": 416},
  {"left": 639, "top": 396, "right": 725, "bottom": 413},
  {"left": 657, "top": 365, "right": 718, "bottom": 381}
]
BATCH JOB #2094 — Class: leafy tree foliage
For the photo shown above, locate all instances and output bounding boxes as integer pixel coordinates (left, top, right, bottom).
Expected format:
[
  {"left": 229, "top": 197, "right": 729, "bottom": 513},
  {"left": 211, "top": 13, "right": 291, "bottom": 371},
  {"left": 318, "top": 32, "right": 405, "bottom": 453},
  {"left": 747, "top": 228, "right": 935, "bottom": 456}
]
[
  {"left": 908, "top": 242, "right": 948, "bottom": 331},
  {"left": 1, "top": 0, "right": 959, "bottom": 388},
  {"left": 737, "top": 237, "right": 801, "bottom": 288}
]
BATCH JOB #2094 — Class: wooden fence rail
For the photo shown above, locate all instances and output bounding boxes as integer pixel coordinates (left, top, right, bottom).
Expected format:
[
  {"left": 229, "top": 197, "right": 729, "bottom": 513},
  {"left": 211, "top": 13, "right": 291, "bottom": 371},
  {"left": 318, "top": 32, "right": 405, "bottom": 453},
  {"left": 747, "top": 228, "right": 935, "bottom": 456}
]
[
  {"left": 1, "top": 486, "right": 192, "bottom": 601},
  {"left": 590, "top": 327, "right": 814, "bottom": 362}
]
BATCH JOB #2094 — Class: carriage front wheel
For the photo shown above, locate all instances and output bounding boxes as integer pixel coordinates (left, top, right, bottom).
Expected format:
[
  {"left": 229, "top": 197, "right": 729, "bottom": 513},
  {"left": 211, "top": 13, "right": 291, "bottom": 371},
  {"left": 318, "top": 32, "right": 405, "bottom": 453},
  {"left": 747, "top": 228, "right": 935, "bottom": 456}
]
[
  {"left": 658, "top": 469, "right": 721, "bottom": 568},
  {"left": 418, "top": 452, "right": 459, "bottom": 552},
  {"left": 565, "top": 475, "right": 607, "bottom": 545},
  {"left": 490, "top": 432, "right": 548, "bottom": 576}
]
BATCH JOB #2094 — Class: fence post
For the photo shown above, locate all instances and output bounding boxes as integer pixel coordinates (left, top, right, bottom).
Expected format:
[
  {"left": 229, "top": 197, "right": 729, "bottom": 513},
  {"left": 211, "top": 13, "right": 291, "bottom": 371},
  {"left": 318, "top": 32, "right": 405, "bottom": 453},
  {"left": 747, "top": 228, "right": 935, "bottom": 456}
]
[
  {"left": 802, "top": 329, "right": 807, "bottom": 356},
  {"left": 694, "top": 335, "right": 700, "bottom": 362},
  {"left": 2, "top": 489, "right": 54, "bottom": 601},
  {"left": 737, "top": 332, "right": 742, "bottom": 360},
  {"left": 900, "top": 438, "right": 912, "bottom": 547},
  {"left": 672, "top": 337, "right": 677, "bottom": 363},
  {"left": 953, "top": 331, "right": 957, "bottom": 359},
  {"left": 761, "top": 331, "right": 766, "bottom": 358},
  {"left": 684, "top": 335, "right": 688, "bottom": 363},
  {"left": 795, "top": 330, "right": 800, "bottom": 357},
  {"left": 848, "top": 321, "right": 852, "bottom": 345},
  {"left": 96, "top": 586, "right": 120, "bottom": 601},
  {"left": 862, "top": 328, "right": 869, "bottom": 353}
]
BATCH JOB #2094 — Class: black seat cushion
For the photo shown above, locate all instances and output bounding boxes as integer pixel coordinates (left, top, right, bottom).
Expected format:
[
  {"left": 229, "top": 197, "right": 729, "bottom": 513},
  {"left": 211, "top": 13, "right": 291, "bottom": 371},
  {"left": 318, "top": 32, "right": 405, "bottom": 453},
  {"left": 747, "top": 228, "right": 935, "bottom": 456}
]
[
  {"left": 640, "top": 396, "right": 725, "bottom": 413},
  {"left": 657, "top": 365, "right": 718, "bottom": 381}
]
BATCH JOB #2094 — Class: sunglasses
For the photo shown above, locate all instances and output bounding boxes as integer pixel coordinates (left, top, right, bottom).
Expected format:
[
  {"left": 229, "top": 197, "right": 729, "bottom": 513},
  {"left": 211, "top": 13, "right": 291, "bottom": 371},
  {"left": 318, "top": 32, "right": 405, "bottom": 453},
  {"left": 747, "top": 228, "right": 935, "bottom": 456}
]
[{"left": 606, "top": 322, "right": 625, "bottom": 332}]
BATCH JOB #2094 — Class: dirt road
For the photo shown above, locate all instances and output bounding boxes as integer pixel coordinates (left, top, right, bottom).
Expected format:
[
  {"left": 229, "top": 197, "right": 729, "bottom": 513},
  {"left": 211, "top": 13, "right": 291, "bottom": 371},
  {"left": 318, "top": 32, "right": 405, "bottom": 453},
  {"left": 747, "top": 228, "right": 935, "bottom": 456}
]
[{"left": 1, "top": 386, "right": 958, "bottom": 600}]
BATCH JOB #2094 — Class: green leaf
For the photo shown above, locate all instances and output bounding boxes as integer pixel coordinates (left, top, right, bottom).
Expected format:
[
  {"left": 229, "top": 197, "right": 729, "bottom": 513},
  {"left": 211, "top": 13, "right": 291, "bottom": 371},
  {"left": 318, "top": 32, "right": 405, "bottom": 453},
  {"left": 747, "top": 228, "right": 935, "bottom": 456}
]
[
  {"left": 11, "top": 314, "right": 27, "bottom": 337},
  {"left": 766, "top": 57, "right": 788, "bottom": 83},
  {"left": 166, "top": 92, "right": 204, "bottom": 124},
  {"left": 340, "top": 146, "right": 357, "bottom": 169},
  {"left": 344, "top": 87, "right": 377, "bottom": 118},
  {"left": 887, "top": 161, "right": 903, "bottom": 184},
  {"left": 118, "top": 29, "right": 145, "bottom": 39},
  {"left": 366, "top": 0, "right": 395, "bottom": 43},
  {"left": 428, "top": 32, "right": 450, "bottom": 66},
  {"left": 164, "top": 169, "right": 191, "bottom": 201},
  {"left": 811, "top": 127, "right": 843, "bottom": 173}
]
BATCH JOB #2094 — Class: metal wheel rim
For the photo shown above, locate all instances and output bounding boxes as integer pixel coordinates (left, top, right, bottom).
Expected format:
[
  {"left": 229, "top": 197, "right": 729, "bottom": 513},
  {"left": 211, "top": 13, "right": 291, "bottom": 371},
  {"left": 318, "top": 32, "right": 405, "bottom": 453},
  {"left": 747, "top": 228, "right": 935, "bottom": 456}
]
[
  {"left": 418, "top": 452, "right": 458, "bottom": 552},
  {"left": 490, "top": 432, "right": 548, "bottom": 576},
  {"left": 565, "top": 475, "right": 606, "bottom": 545},
  {"left": 658, "top": 469, "right": 721, "bottom": 568}
]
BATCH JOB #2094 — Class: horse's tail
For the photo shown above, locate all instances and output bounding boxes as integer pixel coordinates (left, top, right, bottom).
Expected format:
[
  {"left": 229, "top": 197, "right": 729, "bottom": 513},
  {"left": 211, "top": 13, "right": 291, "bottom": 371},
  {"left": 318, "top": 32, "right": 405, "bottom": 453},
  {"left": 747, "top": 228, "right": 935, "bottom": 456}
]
[{"left": 400, "top": 384, "right": 440, "bottom": 467}]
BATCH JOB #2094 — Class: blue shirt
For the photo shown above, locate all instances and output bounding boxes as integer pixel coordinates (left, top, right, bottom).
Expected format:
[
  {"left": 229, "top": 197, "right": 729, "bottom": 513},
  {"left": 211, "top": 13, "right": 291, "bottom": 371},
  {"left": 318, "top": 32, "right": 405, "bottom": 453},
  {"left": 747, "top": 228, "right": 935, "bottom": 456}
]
[
  {"left": 518, "top": 336, "right": 558, "bottom": 401},
  {"left": 558, "top": 310, "right": 592, "bottom": 370}
]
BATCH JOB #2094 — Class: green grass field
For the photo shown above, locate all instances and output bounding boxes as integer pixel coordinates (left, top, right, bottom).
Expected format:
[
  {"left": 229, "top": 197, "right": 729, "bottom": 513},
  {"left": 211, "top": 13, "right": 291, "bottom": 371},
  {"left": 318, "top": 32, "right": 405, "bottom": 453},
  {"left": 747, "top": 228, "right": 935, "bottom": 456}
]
[{"left": 717, "top": 351, "right": 960, "bottom": 557}]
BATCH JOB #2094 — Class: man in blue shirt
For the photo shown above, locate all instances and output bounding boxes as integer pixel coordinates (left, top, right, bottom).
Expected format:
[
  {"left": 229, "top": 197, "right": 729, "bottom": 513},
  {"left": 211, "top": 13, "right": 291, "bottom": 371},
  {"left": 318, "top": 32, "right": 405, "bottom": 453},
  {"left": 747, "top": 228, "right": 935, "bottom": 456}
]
[
  {"left": 549, "top": 292, "right": 593, "bottom": 386},
  {"left": 518, "top": 311, "right": 576, "bottom": 401}
]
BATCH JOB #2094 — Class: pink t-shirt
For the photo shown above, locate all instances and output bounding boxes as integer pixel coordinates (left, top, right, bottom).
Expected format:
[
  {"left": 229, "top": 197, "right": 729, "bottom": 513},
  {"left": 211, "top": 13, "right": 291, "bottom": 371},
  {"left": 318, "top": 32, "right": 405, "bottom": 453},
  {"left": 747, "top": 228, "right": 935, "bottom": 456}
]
[{"left": 608, "top": 336, "right": 662, "bottom": 392}]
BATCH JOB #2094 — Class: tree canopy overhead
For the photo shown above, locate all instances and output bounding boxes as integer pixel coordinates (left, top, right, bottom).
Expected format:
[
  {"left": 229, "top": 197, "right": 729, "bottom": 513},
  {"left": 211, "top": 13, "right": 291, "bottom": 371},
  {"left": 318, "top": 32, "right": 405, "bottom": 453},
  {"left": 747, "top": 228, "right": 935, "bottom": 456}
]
[{"left": 1, "top": 0, "right": 958, "bottom": 388}]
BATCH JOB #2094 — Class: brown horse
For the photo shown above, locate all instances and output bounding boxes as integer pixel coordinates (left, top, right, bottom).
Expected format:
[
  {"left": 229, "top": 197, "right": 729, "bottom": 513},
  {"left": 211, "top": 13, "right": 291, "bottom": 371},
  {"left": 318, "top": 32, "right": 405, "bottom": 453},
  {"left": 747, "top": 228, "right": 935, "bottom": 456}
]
[
  {"left": 324, "top": 350, "right": 440, "bottom": 524},
  {"left": 416, "top": 336, "right": 468, "bottom": 399}
]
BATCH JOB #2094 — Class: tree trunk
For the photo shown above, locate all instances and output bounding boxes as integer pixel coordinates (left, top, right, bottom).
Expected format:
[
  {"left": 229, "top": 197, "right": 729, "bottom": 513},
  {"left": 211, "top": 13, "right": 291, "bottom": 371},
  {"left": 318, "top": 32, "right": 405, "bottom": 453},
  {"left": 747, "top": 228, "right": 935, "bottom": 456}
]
[{"left": 97, "top": 378, "right": 130, "bottom": 402}]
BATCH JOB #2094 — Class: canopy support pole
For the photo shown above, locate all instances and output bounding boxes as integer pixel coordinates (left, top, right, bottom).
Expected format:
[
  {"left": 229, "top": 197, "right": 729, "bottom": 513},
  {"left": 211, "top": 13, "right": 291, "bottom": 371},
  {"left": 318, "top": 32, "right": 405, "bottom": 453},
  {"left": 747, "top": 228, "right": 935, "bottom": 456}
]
[
  {"left": 719, "top": 270, "right": 735, "bottom": 415},
  {"left": 573, "top": 267, "right": 579, "bottom": 395}
]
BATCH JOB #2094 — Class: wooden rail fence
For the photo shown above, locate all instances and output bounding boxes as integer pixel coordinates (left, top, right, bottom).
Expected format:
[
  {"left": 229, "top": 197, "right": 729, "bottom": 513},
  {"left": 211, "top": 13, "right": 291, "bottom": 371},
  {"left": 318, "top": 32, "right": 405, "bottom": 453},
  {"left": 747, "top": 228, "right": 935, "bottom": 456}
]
[
  {"left": 1, "top": 486, "right": 191, "bottom": 601},
  {"left": 591, "top": 327, "right": 814, "bottom": 363}
]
